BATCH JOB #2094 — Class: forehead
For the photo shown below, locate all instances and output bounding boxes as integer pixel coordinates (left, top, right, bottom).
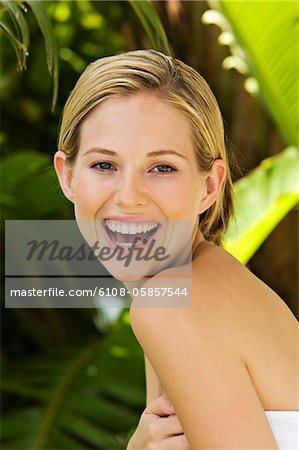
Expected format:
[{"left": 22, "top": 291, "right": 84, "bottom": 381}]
[{"left": 79, "top": 93, "right": 193, "bottom": 154}]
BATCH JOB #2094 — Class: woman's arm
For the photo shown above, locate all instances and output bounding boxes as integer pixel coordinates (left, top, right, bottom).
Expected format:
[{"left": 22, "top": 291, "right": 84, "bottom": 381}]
[
  {"left": 130, "top": 299, "right": 279, "bottom": 449},
  {"left": 127, "top": 354, "right": 189, "bottom": 449},
  {"left": 144, "top": 354, "right": 165, "bottom": 405}
]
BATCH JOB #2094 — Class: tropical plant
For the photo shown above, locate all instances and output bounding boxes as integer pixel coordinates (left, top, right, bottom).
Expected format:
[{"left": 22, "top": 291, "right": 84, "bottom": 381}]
[
  {"left": 0, "top": 0, "right": 59, "bottom": 111},
  {"left": 224, "top": 146, "right": 299, "bottom": 263},
  {"left": 128, "top": 0, "right": 171, "bottom": 54},
  {"left": 202, "top": 0, "right": 298, "bottom": 147},
  {"left": 0, "top": 0, "right": 170, "bottom": 112}
]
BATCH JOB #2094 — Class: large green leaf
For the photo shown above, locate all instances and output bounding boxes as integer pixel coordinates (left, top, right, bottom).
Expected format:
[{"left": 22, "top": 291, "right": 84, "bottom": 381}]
[
  {"left": 1, "top": 311, "right": 145, "bottom": 450},
  {"left": 204, "top": 0, "right": 298, "bottom": 146},
  {"left": 223, "top": 147, "right": 299, "bottom": 263}
]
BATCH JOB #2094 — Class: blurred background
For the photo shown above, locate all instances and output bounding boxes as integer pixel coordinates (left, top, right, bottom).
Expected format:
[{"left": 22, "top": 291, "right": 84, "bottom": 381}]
[{"left": 1, "top": 1, "right": 298, "bottom": 449}]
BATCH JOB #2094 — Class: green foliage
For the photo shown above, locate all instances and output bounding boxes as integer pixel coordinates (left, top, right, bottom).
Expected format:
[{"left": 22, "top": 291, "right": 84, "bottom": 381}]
[
  {"left": 128, "top": 0, "right": 171, "bottom": 54},
  {"left": 224, "top": 147, "right": 299, "bottom": 263},
  {"left": 204, "top": 0, "right": 299, "bottom": 146},
  {"left": 0, "top": 151, "right": 72, "bottom": 221},
  {"left": 0, "top": 1, "right": 29, "bottom": 70},
  {"left": 0, "top": 0, "right": 59, "bottom": 110},
  {"left": 1, "top": 311, "right": 145, "bottom": 450},
  {"left": 28, "top": 1, "right": 59, "bottom": 111}
]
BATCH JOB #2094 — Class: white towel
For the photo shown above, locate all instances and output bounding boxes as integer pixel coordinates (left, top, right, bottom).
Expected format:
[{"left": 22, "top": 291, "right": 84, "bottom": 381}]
[{"left": 265, "top": 410, "right": 299, "bottom": 450}]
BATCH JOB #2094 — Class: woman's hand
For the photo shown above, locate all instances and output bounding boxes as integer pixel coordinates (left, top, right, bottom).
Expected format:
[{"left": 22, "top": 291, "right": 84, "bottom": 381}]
[{"left": 127, "top": 394, "right": 189, "bottom": 449}]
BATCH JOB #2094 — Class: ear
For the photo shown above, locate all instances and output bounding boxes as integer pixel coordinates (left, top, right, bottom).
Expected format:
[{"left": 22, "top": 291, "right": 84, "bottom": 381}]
[
  {"left": 198, "top": 159, "right": 226, "bottom": 214},
  {"left": 54, "top": 150, "right": 74, "bottom": 203}
]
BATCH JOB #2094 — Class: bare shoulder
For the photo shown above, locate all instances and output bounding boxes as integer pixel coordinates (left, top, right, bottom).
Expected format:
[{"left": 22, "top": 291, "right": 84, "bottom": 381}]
[
  {"left": 131, "top": 240, "right": 297, "bottom": 340},
  {"left": 191, "top": 241, "right": 298, "bottom": 336},
  {"left": 130, "top": 240, "right": 297, "bottom": 349},
  {"left": 192, "top": 241, "right": 298, "bottom": 354}
]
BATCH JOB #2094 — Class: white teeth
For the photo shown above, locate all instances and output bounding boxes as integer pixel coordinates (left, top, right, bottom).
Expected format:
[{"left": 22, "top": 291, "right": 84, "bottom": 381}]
[
  {"left": 105, "top": 220, "right": 158, "bottom": 235},
  {"left": 129, "top": 224, "right": 137, "bottom": 234},
  {"left": 121, "top": 224, "right": 129, "bottom": 234}
]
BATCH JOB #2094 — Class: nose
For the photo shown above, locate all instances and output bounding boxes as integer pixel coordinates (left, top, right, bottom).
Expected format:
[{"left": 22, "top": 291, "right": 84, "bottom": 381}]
[{"left": 114, "top": 171, "right": 148, "bottom": 210}]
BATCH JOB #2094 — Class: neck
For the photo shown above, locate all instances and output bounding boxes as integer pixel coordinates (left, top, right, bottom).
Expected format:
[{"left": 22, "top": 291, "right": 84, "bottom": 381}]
[{"left": 192, "top": 228, "right": 206, "bottom": 254}]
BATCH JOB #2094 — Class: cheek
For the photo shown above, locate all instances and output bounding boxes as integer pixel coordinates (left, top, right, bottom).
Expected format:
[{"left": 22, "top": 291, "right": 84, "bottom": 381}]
[
  {"left": 150, "top": 180, "right": 204, "bottom": 217},
  {"left": 71, "top": 171, "right": 110, "bottom": 215}
]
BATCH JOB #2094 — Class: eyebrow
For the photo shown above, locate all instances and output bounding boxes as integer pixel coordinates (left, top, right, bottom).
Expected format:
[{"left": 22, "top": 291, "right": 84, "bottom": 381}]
[{"left": 83, "top": 147, "right": 188, "bottom": 160}]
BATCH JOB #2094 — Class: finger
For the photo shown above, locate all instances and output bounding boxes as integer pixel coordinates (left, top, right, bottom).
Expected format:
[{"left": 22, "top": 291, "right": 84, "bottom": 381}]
[
  {"left": 159, "top": 415, "right": 184, "bottom": 437},
  {"left": 143, "top": 414, "right": 184, "bottom": 441},
  {"left": 144, "top": 394, "right": 175, "bottom": 417},
  {"left": 160, "top": 434, "right": 189, "bottom": 449},
  {"left": 156, "top": 414, "right": 185, "bottom": 437}
]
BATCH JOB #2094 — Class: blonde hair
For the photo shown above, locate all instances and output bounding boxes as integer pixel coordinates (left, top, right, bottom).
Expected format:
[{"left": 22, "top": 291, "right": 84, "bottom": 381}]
[{"left": 58, "top": 49, "right": 234, "bottom": 246}]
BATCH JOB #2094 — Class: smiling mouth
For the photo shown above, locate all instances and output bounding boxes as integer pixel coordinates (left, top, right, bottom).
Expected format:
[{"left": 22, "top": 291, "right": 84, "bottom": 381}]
[{"left": 103, "top": 220, "right": 160, "bottom": 248}]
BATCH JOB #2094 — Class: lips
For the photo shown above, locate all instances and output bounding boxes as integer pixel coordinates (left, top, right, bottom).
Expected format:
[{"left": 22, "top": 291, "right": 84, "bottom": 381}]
[{"left": 103, "top": 219, "right": 160, "bottom": 248}]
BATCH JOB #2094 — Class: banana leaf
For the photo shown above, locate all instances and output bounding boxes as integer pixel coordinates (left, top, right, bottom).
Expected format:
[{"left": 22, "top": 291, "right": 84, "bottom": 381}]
[
  {"left": 223, "top": 147, "right": 299, "bottom": 264},
  {"left": 213, "top": 0, "right": 298, "bottom": 146}
]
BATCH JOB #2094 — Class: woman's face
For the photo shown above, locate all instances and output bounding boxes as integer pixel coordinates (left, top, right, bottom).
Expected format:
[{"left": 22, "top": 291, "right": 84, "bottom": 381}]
[
  {"left": 55, "top": 93, "right": 225, "bottom": 279},
  {"left": 72, "top": 93, "right": 207, "bottom": 228}
]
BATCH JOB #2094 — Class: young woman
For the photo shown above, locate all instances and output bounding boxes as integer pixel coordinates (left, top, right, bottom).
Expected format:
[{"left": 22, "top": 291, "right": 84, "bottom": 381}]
[{"left": 54, "top": 49, "right": 298, "bottom": 449}]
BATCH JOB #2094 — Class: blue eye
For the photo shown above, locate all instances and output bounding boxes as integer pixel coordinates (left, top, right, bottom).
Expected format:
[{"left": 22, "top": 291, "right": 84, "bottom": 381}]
[
  {"left": 92, "top": 161, "right": 116, "bottom": 171},
  {"left": 151, "top": 164, "right": 176, "bottom": 173}
]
